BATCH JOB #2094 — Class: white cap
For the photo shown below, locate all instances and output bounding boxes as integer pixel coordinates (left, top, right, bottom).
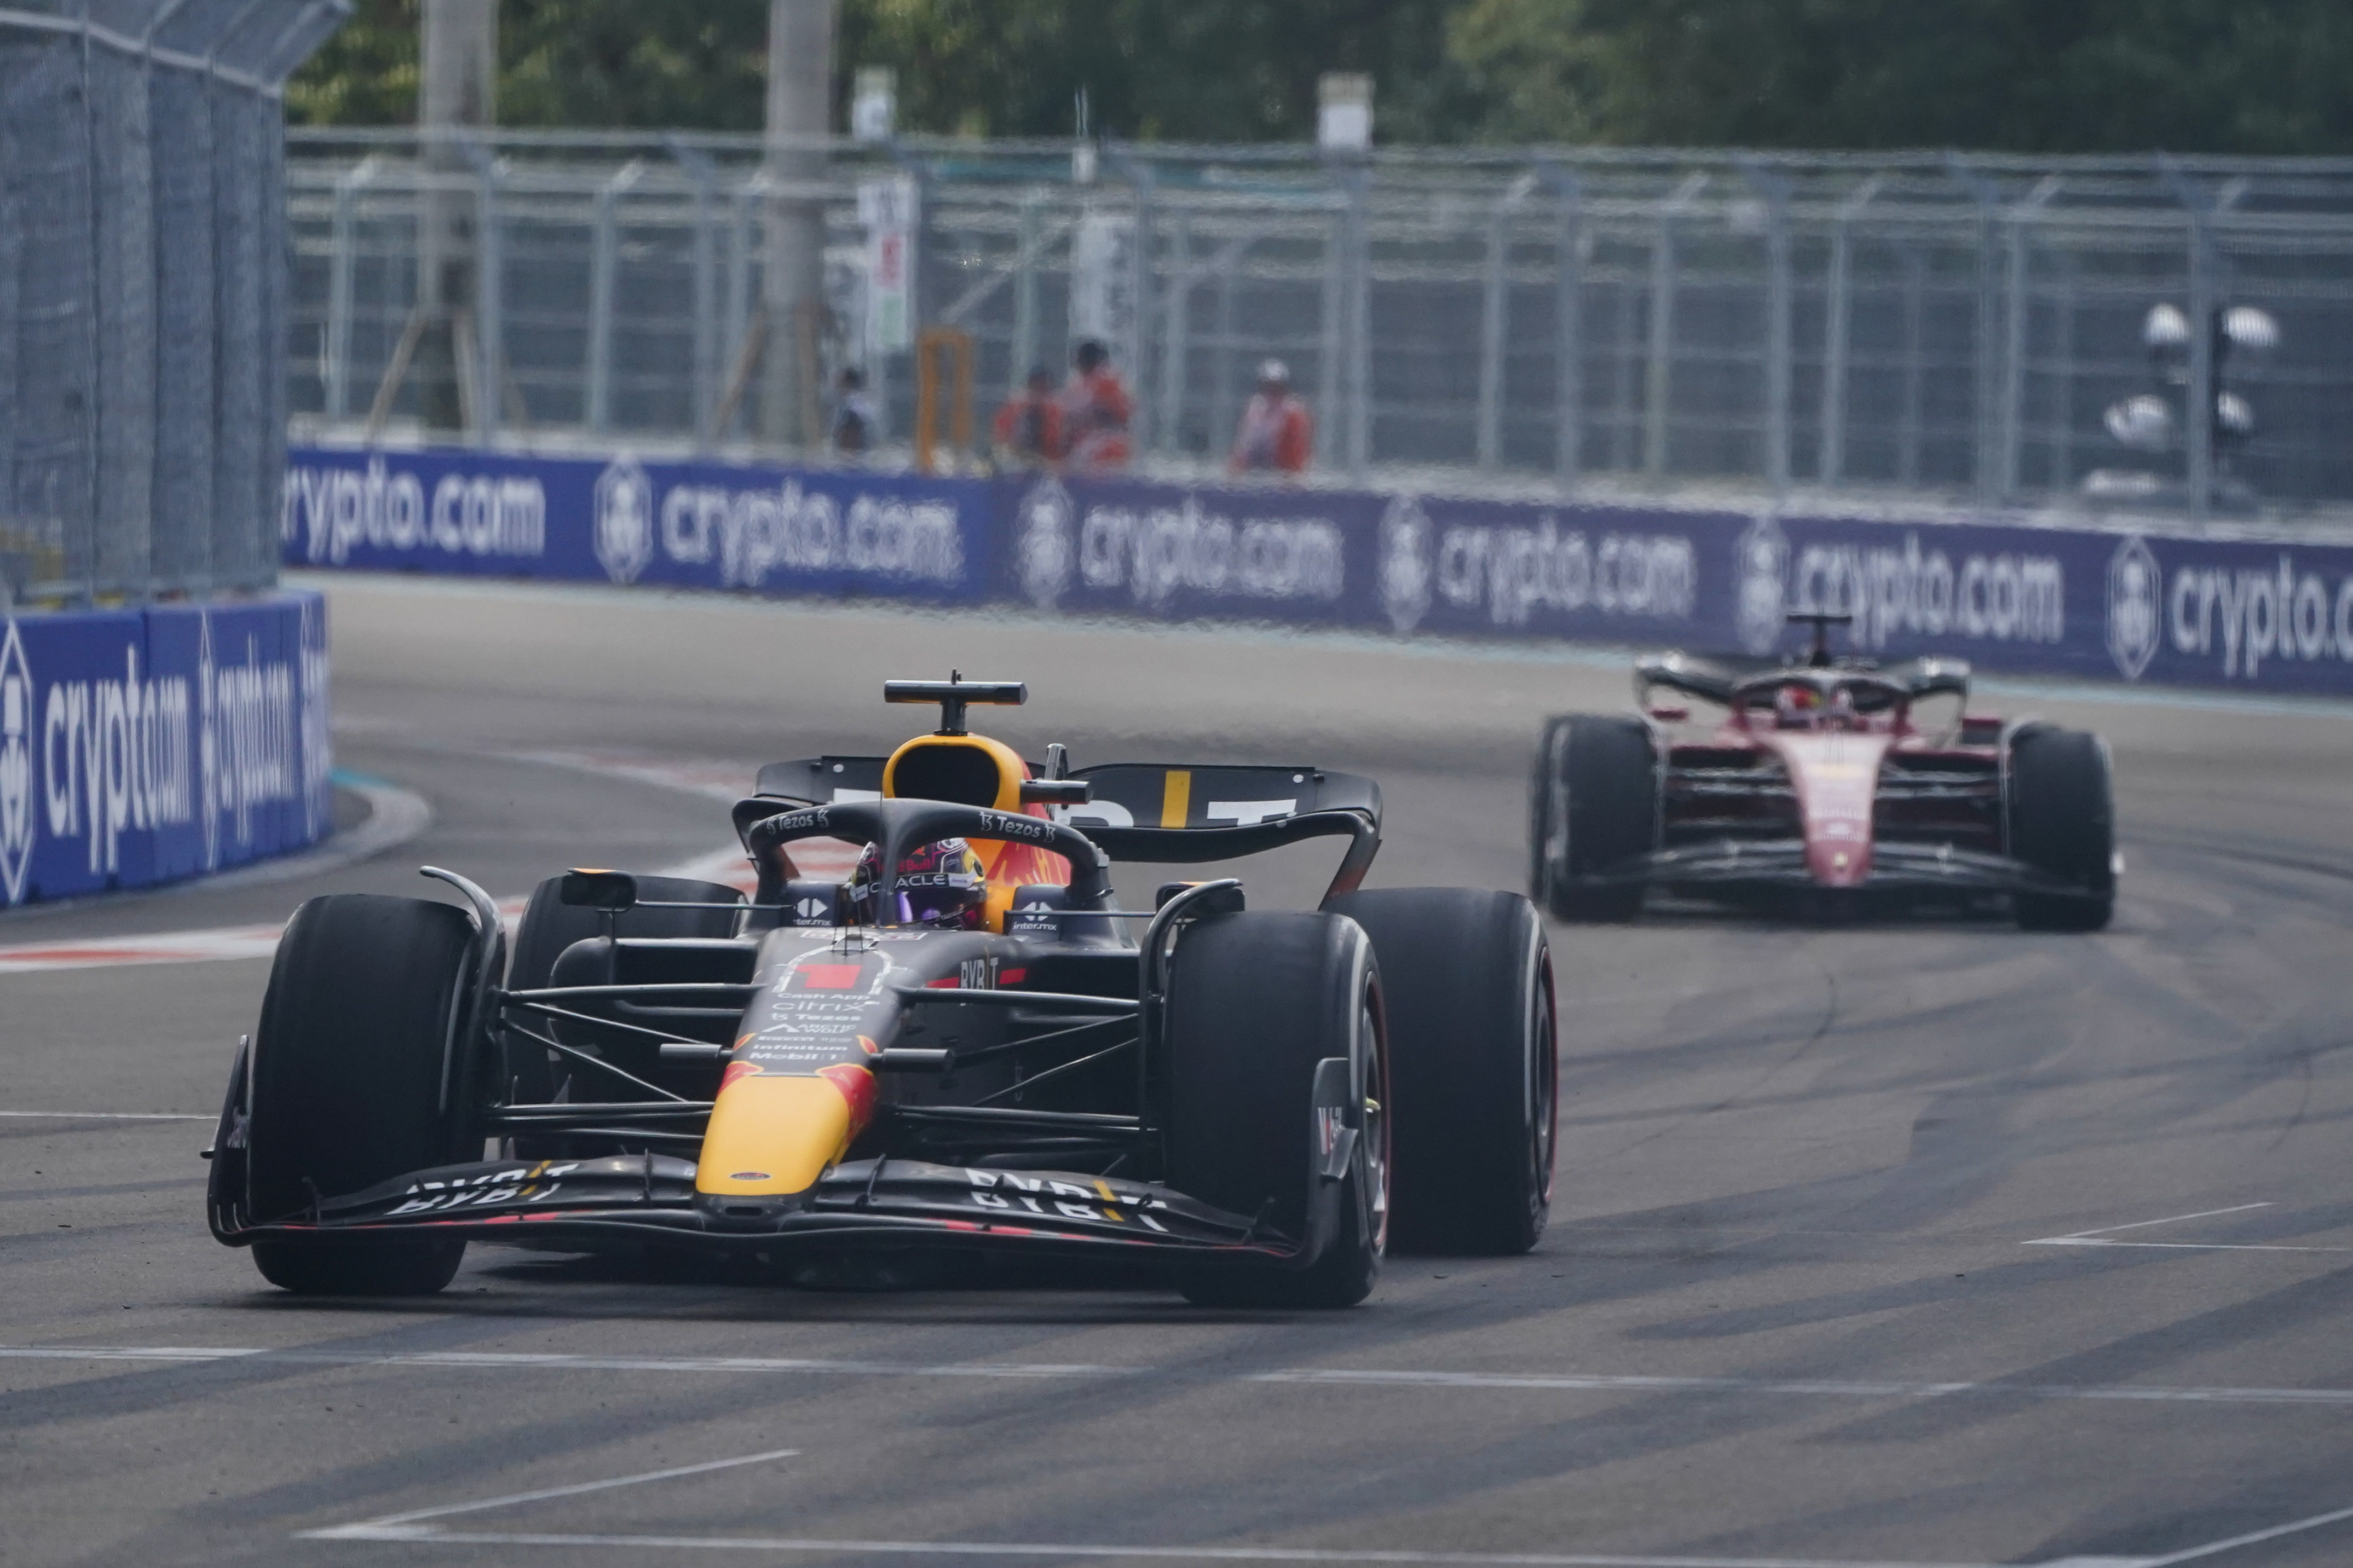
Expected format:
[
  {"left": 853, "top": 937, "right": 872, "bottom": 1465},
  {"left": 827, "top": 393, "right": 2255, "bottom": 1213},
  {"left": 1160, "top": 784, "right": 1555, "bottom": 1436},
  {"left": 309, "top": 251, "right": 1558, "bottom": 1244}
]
[{"left": 1258, "top": 358, "right": 1290, "bottom": 385}]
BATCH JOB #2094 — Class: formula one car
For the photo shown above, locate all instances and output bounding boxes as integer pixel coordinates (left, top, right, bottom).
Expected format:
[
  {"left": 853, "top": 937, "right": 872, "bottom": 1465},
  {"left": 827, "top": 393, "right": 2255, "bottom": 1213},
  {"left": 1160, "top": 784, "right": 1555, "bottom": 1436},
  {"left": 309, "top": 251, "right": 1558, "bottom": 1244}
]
[
  {"left": 1528, "top": 615, "right": 2116, "bottom": 929},
  {"left": 206, "top": 676, "right": 1556, "bottom": 1308}
]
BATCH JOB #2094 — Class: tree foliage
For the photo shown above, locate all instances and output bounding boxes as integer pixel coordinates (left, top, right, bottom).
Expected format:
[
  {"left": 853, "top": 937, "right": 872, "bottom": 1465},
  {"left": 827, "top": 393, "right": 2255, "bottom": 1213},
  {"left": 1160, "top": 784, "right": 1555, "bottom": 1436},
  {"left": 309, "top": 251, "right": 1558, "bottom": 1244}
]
[
  {"left": 285, "top": 0, "right": 2353, "bottom": 154},
  {"left": 1448, "top": 0, "right": 2353, "bottom": 153}
]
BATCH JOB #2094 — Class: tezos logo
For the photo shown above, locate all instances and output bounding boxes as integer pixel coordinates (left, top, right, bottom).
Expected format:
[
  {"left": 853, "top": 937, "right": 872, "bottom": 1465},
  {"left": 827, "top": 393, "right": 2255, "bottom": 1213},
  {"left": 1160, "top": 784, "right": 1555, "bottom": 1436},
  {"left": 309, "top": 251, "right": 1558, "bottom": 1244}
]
[
  {"left": 593, "top": 457, "right": 656, "bottom": 585},
  {"left": 2107, "top": 535, "right": 2160, "bottom": 681},
  {"left": 0, "top": 621, "right": 32, "bottom": 904},
  {"left": 1377, "top": 495, "right": 1433, "bottom": 634},
  {"left": 1734, "top": 514, "right": 1792, "bottom": 655},
  {"left": 1014, "top": 478, "right": 1075, "bottom": 610}
]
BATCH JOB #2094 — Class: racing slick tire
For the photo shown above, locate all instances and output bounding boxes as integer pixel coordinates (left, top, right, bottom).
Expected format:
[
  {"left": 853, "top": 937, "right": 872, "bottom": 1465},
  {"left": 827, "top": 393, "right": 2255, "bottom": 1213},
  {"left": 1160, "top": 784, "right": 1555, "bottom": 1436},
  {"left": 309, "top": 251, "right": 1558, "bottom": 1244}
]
[
  {"left": 1530, "top": 715, "right": 1657, "bottom": 922},
  {"left": 2007, "top": 726, "right": 2116, "bottom": 933},
  {"left": 1325, "top": 889, "right": 1556, "bottom": 1255},
  {"left": 506, "top": 873, "right": 746, "bottom": 1118},
  {"left": 245, "top": 894, "right": 476, "bottom": 1295},
  {"left": 1164, "top": 911, "right": 1388, "bottom": 1309}
]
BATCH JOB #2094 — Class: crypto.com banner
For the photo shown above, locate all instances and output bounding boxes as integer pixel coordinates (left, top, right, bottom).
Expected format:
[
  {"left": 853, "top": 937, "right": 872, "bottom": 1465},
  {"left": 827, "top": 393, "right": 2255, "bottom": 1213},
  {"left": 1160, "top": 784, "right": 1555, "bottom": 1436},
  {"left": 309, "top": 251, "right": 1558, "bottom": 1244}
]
[
  {"left": 0, "top": 593, "right": 330, "bottom": 906},
  {"left": 283, "top": 446, "right": 995, "bottom": 604},
  {"left": 284, "top": 443, "right": 2353, "bottom": 697}
]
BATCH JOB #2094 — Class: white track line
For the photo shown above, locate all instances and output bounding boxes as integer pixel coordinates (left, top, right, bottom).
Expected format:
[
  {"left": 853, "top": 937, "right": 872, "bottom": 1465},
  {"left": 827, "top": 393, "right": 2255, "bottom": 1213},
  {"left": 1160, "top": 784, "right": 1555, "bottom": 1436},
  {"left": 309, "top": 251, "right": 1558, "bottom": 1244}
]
[
  {"left": 2034, "top": 1205, "right": 2276, "bottom": 1242},
  {"left": 2023, "top": 1202, "right": 2353, "bottom": 1254},
  {"left": 0, "top": 1111, "right": 210, "bottom": 1121},
  {"left": 300, "top": 1528, "right": 2004, "bottom": 1568},
  {"left": 2137, "top": 1501, "right": 2353, "bottom": 1565},
  {"left": 299, "top": 1444, "right": 1992, "bottom": 1567},
  {"left": 324, "top": 1447, "right": 803, "bottom": 1532},
  {"left": 15, "top": 1345, "right": 2353, "bottom": 1408}
]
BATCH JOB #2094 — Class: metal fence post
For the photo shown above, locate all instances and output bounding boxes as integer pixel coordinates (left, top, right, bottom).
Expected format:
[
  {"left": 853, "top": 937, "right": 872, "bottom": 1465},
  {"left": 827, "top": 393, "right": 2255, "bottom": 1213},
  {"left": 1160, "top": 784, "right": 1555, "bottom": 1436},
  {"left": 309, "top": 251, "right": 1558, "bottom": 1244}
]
[
  {"left": 324, "top": 154, "right": 377, "bottom": 421},
  {"left": 1318, "top": 189, "right": 1344, "bottom": 470},
  {"left": 1011, "top": 190, "right": 1041, "bottom": 392},
  {"left": 1898, "top": 247, "right": 1925, "bottom": 487},
  {"left": 1157, "top": 206, "right": 1189, "bottom": 455},
  {"left": 471, "top": 147, "right": 504, "bottom": 439},
  {"left": 1818, "top": 176, "right": 1880, "bottom": 488},
  {"left": 1210, "top": 235, "right": 1244, "bottom": 461},
  {"left": 1740, "top": 164, "right": 1793, "bottom": 496},
  {"left": 1999, "top": 177, "right": 2062, "bottom": 503},
  {"left": 667, "top": 138, "right": 719, "bottom": 445},
  {"left": 1546, "top": 165, "right": 1583, "bottom": 493},
  {"left": 585, "top": 166, "right": 621, "bottom": 431},
  {"left": 1346, "top": 167, "right": 1371, "bottom": 478},
  {"left": 2185, "top": 212, "right": 2215, "bottom": 518},
  {"left": 1477, "top": 178, "right": 1531, "bottom": 471},
  {"left": 724, "top": 179, "right": 756, "bottom": 439},
  {"left": 2048, "top": 249, "right": 2077, "bottom": 491}
]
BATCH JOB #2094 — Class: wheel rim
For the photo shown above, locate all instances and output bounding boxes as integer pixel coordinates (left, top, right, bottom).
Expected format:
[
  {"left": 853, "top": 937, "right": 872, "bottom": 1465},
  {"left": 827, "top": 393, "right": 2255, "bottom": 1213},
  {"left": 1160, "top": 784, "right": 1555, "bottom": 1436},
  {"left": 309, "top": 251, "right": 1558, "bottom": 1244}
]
[
  {"left": 1527, "top": 950, "right": 1559, "bottom": 1208},
  {"left": 1361, "top": 984, "right": 1392, "bottom": 1254}
]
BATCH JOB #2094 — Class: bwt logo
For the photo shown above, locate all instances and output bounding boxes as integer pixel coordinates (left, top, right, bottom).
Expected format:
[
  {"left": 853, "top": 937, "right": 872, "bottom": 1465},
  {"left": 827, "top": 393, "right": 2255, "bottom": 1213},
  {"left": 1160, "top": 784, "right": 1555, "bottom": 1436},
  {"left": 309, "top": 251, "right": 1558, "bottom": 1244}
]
[{"left": 284, "top": 457, "right": 546, "bottom": 564}]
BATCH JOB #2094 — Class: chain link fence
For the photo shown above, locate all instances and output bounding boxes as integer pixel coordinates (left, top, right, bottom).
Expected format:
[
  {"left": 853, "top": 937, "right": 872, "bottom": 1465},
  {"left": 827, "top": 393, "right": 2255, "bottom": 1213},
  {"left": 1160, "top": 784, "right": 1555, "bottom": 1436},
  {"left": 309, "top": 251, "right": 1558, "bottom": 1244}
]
[
  {"left": 0, "top": 1, "right": 344, "bottom": 607},
  {"left": 287, "top": 130, "right": 2353, "bottom": 518}
]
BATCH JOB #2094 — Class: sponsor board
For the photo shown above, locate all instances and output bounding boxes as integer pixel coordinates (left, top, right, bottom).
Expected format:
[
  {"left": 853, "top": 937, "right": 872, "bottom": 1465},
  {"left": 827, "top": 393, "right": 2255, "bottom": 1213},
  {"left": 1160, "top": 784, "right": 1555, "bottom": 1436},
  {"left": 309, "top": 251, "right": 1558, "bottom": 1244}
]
[
  {"left": 289, "top": 445, "right": 2353, "bottom": 696},
  {"left": 285, "top": 448, "right": 992, "bottom": 603},
  {"left": 0, "top": 594, "right": 329, "bottom": 906}
]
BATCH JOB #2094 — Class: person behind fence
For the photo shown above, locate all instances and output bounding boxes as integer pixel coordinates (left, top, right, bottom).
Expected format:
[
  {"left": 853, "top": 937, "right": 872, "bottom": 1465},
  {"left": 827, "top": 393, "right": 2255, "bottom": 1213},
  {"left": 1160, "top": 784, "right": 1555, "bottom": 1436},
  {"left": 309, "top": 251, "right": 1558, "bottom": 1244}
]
[
  {"left": 991, "top": 365, "right": 1065, "bottom": 467},
  {"left": 1230, "top": 358, "right": 1313, "bottom": 476},
  {"left": 1057, "top": 339, "right": 1133, "bottom": 471},
  {"left": 832, "top": 366, "right": 878, "bottom": 455}
]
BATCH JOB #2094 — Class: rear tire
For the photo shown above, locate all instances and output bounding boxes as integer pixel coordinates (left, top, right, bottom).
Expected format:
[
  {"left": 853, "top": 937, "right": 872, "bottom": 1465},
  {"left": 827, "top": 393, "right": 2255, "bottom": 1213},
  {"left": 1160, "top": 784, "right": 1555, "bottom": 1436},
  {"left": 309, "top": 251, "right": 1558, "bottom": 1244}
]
[
  {"left": 1531, "top": 715, "right": 1656, "bottom": 922},
  {"left": 2008, "top": 727, "right": 2115, "bottom": 932},
  {"left": 246, "top": 894, "right": 477, "bottom": 1295},
  {"left": 1164, "top": 911, "right": 1386, "bottom": 1309},
  {"left": 1325, "top": 889, "right": 1555, "bottom": 1255}
]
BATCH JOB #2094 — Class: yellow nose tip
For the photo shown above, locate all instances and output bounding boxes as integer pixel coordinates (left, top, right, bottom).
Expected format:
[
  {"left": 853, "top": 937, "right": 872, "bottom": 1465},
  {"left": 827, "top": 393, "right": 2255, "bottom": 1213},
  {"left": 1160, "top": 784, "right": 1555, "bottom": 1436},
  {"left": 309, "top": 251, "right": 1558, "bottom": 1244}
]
[{"left": 695, "top": 1074, "right": 857, "bottom": 1196}]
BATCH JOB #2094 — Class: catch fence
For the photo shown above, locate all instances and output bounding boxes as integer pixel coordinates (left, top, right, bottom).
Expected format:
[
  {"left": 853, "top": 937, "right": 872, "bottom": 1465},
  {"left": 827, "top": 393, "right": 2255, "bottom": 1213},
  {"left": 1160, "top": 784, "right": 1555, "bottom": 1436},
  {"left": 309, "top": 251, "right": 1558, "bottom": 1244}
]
[
  {"left": 0, "top": 2, "right": 345, "bottom": 607},
  {"left": 286, "top": 132, "right": 2353, "bottom": 518}
]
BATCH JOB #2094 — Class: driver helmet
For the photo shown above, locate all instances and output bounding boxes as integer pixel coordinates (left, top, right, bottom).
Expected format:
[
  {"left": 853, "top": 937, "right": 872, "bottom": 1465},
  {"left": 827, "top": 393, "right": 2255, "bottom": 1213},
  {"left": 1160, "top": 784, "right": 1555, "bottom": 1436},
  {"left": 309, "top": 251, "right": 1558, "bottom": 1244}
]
[{"left": 850, "top": 837, "right": 990, "bottom": 929}]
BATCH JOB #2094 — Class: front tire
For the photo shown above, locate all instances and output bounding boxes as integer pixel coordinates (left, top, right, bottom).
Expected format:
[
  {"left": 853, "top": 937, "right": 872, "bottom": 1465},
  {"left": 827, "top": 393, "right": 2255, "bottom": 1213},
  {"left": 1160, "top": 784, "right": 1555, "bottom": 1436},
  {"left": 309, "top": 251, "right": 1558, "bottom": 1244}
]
[
  {"left": 1163, "top": 911, "right": 1387, "bottom": 1309},
  {"left": 1530, "top": 715, "right": 1657, "bottom": 922},
  {"left": 245, "top": 894, "right": 477, "bottom": 1295},
  {"left": 1325, "top": 888, "right": 1556, "bottom": 1255},
  {"left": 2008, "top": 727, "right": 2115, "bottom": 932}
]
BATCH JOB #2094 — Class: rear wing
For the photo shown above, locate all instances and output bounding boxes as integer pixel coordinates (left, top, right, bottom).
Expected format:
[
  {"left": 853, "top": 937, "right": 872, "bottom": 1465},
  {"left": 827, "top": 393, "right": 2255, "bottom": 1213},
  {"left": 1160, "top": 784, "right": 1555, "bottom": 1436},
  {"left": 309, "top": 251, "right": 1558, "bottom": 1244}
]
[{"left": 748, "top": 757, "right": 1382, "bottom": 901}]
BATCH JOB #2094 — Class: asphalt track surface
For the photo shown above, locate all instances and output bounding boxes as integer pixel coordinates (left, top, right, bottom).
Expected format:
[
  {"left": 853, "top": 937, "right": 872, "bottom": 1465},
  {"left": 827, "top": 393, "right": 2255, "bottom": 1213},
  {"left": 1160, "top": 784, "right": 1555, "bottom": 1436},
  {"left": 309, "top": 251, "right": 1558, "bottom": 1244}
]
[{"left": 8, "top": 572, "right": 2353, "bottom": 1568}]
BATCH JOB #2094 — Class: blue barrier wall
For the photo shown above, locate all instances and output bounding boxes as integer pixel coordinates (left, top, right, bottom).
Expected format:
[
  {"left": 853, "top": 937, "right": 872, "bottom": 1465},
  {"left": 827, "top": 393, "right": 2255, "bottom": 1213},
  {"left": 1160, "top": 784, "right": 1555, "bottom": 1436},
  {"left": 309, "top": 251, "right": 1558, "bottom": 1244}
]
[
  {"left": 0, "top": 593, "right": 330, "bottom": 907},
  {"left": 286, "top": 444, "right": 2353, "bottom": 698}
]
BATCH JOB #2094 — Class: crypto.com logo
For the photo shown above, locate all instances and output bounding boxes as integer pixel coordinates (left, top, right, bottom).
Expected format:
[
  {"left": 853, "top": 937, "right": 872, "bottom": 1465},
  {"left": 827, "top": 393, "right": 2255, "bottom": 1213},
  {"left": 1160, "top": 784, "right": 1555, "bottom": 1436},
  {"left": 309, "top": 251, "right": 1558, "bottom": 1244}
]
[
  {"left": 1013, "top": 477, "right": 1075, "bottom": 610},
  {"left": 2107, "top": 535, "right": 2161, "bottom": 680},
  {"left": 0, "top": 620, "right": 32, "bottom": 903},
  {"left": 1377, "top": 495, "right": 1433, "bottom": 634},
  {"left": 593, "top": 456, "right": 656, "bottom": 585},
  {"left": 1734, "top": 515, "right": 1792, "bottom": 654}
]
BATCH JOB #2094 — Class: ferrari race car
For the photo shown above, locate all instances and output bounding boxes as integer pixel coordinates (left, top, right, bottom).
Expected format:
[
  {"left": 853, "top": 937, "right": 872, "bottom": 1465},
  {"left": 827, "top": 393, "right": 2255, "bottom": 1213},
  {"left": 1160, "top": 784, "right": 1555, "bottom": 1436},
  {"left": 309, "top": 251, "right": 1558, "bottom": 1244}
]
[
  {"left": 206, "top": 676, "right": 1557, "bottom": 1308},
  {"left": 1527, "top": 615, "right": 2116, "bottom": 929}
]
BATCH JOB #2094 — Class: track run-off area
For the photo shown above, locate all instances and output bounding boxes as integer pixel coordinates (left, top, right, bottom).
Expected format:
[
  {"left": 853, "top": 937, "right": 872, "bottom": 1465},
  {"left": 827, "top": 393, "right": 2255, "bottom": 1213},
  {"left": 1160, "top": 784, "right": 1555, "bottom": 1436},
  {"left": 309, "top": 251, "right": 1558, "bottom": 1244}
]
[{"left": 9, "top": 571, "right": 2353, "bottom": 1567}]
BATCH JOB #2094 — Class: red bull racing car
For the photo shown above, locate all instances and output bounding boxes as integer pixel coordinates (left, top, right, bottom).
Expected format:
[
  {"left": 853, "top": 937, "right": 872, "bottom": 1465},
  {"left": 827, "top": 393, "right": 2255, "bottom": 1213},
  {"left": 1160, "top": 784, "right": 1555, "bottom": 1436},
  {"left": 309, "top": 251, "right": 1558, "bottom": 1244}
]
[
  {"left": 206, "top": 677, "right": 1557, "bottom": 1308},
  {"left": 1529, "top": 616, "right": 2116, "bottom": 929}
]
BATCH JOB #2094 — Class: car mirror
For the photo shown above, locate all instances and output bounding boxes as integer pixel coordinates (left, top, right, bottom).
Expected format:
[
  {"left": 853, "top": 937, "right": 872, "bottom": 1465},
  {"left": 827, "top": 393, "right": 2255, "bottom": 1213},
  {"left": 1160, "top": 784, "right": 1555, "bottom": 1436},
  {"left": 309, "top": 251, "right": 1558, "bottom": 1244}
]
[
  {"left": 558, "top": 869, "right": 638, "bottom": 913},
  {"left": 1020, "top": 778, "right": 1092, "bottom": 806}
]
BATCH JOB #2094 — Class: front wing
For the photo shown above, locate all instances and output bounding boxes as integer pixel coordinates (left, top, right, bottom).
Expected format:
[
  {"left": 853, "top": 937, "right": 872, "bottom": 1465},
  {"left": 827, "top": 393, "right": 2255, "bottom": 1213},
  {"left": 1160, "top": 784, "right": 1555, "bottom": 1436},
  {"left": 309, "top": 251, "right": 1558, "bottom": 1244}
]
[
  {"left": 1585, "top": 837, "right": 2105, "bottom": 901},
  {"left": 210, "top": 1154, "right": 1299, "bottom": 1263}
]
